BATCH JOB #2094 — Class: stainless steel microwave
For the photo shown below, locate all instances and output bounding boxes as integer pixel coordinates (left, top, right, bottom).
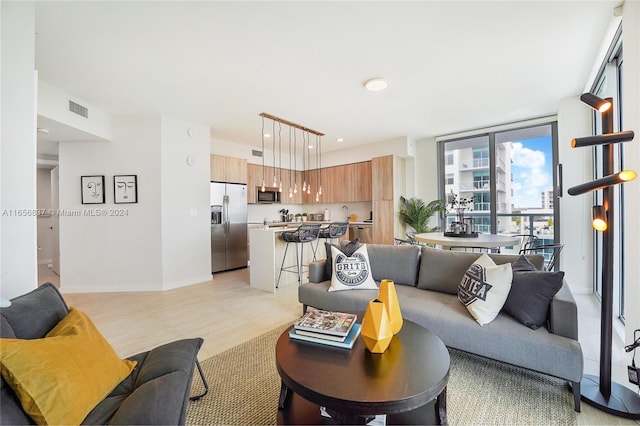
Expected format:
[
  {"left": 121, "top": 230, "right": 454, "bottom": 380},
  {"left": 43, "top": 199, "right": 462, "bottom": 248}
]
[{"left": 256, "top": 187, "right": 281, "bottom": 203}]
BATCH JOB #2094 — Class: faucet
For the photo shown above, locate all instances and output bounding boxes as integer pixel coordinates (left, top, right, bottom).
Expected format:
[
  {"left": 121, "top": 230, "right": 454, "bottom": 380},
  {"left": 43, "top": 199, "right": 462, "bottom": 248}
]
[{"left": 342, "top": 205, "right": 349, "bottom": 221}]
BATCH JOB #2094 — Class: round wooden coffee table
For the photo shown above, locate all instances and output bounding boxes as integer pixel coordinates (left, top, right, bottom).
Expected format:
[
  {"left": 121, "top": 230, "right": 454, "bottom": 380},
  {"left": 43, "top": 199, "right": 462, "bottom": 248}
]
[{"left": 275, "top": 320, "right": 450, "bottom": 425}]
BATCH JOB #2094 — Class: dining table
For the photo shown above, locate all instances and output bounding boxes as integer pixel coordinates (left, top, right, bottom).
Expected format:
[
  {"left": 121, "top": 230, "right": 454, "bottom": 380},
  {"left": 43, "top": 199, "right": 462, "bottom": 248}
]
[{"left": 413, "top": 232, "right": 520, "bottom": 250}]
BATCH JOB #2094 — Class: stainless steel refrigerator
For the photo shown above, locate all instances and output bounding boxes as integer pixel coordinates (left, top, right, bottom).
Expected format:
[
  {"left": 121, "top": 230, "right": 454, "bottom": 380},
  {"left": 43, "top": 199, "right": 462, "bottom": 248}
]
[{"left": 210, "top": 182, "right": 248, "bottom": 273}]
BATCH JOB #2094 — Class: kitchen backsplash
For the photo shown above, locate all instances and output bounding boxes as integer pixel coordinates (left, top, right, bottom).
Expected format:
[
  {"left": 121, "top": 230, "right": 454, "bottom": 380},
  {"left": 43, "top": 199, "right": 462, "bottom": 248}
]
[{"left": 248, "top": 202, "right": 372, "bottom": 224}]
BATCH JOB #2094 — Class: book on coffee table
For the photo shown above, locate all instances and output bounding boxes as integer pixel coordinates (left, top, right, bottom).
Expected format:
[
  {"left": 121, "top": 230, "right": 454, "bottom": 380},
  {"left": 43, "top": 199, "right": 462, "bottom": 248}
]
[
  {"left": 289, "top": 323, "right": 362, "bottom": 349},
  {"left": 293, "top": 309, "right": 357, "bottom": 337},
  {"left": 294, "top": 329, "right": 349, "bottom": 342}
]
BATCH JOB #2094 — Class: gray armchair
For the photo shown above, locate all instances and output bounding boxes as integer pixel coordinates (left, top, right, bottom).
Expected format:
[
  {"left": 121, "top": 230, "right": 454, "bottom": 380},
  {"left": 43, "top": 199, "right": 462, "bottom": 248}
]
[{"left": 0, "top": 283, "right": 204, "bottom": 425}]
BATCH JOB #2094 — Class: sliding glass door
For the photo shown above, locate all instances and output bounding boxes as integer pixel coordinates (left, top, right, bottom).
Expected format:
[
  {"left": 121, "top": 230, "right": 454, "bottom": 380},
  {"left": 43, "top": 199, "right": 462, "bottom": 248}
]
[{"left": 439, "top": 122, "right": 559, "bottom": 254}]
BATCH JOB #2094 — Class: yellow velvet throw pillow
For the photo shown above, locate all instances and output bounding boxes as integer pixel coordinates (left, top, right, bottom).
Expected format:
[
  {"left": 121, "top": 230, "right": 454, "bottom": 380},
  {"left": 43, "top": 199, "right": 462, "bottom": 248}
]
[{"left": 0, "top": 308, "right": 136, "bottom": 425}]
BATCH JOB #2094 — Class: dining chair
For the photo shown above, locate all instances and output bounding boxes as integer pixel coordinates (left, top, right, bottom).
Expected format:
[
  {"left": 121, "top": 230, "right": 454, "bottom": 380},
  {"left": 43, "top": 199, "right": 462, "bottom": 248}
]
[{"left": 520, "top": 243, "right": 564, "bottom": 271}]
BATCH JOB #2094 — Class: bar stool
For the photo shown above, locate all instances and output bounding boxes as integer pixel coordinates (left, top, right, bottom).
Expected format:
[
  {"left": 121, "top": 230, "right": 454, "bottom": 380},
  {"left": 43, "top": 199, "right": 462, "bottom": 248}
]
[
  {"left": 277, "top": 224, "right": 321, "bottom": 288},
  {"left": 312, "top": 221, "right": 350, "bottom": 260}
]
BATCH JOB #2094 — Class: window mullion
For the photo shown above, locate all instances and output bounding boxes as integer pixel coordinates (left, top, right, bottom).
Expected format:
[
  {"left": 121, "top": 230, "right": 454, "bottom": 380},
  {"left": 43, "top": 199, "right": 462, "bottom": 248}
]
[{"left": 489, "top": 133, "right": 497, "bottom": 234}]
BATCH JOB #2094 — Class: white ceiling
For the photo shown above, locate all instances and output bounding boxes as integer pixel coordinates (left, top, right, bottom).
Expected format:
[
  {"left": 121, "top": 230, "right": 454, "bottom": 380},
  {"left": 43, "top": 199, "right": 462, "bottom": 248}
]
[{"left": 34, "top": 1, "right": 620, "bottom": 154}]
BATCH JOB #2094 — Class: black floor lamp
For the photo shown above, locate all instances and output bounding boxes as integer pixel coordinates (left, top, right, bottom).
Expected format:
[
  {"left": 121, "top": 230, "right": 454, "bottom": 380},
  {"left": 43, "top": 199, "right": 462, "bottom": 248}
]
[{"left": 568, "top": 93, "right": 639, "bottom": 418}]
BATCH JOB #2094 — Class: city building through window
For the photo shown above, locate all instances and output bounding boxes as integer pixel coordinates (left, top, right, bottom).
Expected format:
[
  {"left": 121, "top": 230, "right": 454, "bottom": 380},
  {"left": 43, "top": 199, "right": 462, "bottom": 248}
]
[{"left": 439, "top": 122, "right": 559, "bottom": 261}]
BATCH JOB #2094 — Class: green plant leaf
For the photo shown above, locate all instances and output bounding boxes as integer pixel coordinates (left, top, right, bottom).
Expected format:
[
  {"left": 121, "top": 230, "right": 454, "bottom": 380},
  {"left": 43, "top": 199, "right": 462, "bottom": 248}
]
[{"left": 398, "top": 196, "right": 445, "bottom": 233}]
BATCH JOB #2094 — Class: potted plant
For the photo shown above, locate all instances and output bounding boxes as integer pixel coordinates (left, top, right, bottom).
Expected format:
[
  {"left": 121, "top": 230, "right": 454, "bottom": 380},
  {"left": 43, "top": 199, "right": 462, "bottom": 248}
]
[
  {"left": 447, "top": 191, "right": 474, "bottom": 223},
  {"left": 295, "top": 213, "right": 302, "bottom": 222},
  {"left": 301, "top": 213, "right": 308, "bottom": 222},
  {"left": 398, "top": 196, "right": 445, "bottom": 233}
]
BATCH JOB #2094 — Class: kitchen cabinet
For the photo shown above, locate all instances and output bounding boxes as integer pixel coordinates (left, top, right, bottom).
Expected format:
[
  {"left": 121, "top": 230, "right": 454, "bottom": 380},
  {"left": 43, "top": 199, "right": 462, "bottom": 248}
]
[
  {"left": 304, "top": 161, "right": 372, "bottom": 204},
  {"left": 248, "top": 163, "right": 303, "bottom": 204},
  {"left": 372, "top": 155, "right": 405, "bottom": 244},
  {"left": 351, "top": 161, "right": 372, "bottom": 202},
  {"left": 210, "top": 155, "right": 247, "bottom": 184},
  {"left": 372, "top": 155, "right": 394, "bottom": 201},
  {"left": 248, "top": 160, "right": 371, "bottom": 204}
]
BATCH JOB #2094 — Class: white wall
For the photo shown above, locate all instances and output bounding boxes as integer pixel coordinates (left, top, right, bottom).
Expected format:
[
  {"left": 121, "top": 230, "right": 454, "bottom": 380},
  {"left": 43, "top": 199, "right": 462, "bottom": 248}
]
[
  {"left": 213, "top": 136, "right": 413, "bottom": 168},
  {"left": 321, "top": 137, "right": 412, "bottom": 168},
  {"left": 59, "top": 116, "right": 163, "bottom": 292},
  {"left": 622, "top": 0, "right": 640, "bottom": 346},
  {"left": 160, "top": 117, "right": 211, "bottom": 289},
  {"left": 59, "top": 115, "right": 211, "bottom": 293},
  {"left": 38, "top": 79, "right": 112, "bottom": 141},
  {"left": 557, "top": 96, "right": 594, "bottom": 294},
  {"left": 0, "top": 2, "right": 38, "bottom": 299}
]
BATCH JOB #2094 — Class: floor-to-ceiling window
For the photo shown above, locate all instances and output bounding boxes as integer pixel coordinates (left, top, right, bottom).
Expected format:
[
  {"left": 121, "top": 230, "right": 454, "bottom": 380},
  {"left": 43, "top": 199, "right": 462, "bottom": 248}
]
[
  {"left": 591, "top": 28, "right": 626, "bottom": 321},
  {"left": 438, "top": 121, "right": 559, "bottom": 257}
]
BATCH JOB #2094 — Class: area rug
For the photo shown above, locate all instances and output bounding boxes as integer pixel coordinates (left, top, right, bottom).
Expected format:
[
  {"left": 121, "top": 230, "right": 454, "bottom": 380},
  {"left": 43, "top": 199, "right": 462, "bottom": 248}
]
[{"left": 186, "top": 324, "right": 576, "bottom": 425}]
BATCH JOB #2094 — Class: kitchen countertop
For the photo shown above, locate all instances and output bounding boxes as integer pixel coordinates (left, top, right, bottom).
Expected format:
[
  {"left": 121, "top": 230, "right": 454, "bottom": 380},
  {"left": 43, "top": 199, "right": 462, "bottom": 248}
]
[{"left": 261, "top": 220, "right": 372, "bottom": 228}]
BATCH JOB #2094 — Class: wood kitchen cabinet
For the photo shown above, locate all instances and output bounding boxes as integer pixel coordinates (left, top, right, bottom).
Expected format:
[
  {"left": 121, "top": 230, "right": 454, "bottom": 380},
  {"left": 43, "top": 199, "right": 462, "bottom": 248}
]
[
  {"left": 352, "top": 161, "right": 372, "bottom": 202},
  {"left": 304, "top": 161, "right": 372, "bottom": 204},
  {"left": 372, "top": 155, "right": 394, "bottom": 201},
  {"left": 372, "top": 155, "right": 405, "bottom": 244},
  {"left": 210, "top": 155, "right": 247, "bottom": 184},
  {"left": 248, "top": 163, "right": 304, "bottom": 204},
  {"left": 248, "top": 160, "right": 372, "bottom": 204}
]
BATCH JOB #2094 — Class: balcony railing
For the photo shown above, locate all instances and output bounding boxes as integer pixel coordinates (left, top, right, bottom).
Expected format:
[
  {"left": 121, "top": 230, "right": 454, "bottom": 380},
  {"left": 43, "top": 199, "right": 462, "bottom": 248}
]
[
  {"left": 473, "top": 158, "right": 489, "bottom": 168},
  {"left": 444, "top": 212, "right": 555, "bottom": 241},
  {"left": 458, "top": 182, "right": 490, "bottom": 191}
]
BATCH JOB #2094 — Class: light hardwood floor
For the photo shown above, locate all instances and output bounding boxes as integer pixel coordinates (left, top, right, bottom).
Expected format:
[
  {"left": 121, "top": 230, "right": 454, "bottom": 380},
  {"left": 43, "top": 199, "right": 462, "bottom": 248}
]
[{"left": 38, "top": 265, "right": 640, "bottom": 425}]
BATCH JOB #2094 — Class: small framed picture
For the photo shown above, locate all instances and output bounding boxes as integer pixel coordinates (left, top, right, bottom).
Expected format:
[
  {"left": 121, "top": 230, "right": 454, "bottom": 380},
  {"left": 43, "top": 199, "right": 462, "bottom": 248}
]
[
  {"left": 81, "top": 175, "right": 105, "bottom": 204},
  {"left": 114, "top": 175, "right": 138, "bottom": 204}
]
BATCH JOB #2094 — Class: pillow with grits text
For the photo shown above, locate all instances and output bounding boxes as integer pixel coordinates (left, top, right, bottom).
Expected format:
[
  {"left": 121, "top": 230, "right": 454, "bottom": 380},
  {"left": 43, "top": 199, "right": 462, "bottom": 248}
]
[{"left": 328, "top": 244, "right": 378, "bottom": 292}]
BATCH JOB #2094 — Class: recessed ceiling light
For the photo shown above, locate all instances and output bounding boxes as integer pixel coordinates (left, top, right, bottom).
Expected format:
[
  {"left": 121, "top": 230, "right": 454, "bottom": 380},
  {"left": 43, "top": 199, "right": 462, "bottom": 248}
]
[
  {"left": 363, "top": 77, "right": 388, "bottom": 92},
  {"left": 337, "top": 138, "right": 344, "bottom": 142},
  {"left": 264, "top": 133, "right": 271, "bottom": 138},
  {"left": 37, "top": 128, "right": 50, "bottom": 134}
]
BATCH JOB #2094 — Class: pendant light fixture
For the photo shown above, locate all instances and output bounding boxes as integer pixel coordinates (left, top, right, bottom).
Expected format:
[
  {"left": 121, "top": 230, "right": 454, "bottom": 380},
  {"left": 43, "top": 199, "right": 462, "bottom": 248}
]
[
  {"left": 315, "top": 135, "right": 320, "bottom": 201},
  {"left": 317, "top": 134, "right": 323, "bottom": 197},
  {"left": 258, "top": 112, "right": 324, "bottom": 200},
  {"left": 272, "top": 120, "right": 277, "bottom": 188},
  {"left": 260, "top": 117, "right": 266, "bottom": 192},
  {"left": 302, "top": 131, "right": 308, "bottom": 193},
  {"left": 306, "top": 135, "right": 311, "bottom": 195},
  {"left": 278, "top": 122, "right": 283, "bottom": 193},
  {"left": 288, "top": 125, "right": 293, "bottom": 198},
  {"left": 293, "top": 128, "right": 298, "bottom": 195}
]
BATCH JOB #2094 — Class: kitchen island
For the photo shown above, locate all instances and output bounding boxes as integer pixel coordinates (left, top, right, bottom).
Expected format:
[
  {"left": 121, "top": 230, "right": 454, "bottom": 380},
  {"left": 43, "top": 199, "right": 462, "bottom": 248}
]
[{"left": 249, "top": 221, "right": 372, "bottom": 293}]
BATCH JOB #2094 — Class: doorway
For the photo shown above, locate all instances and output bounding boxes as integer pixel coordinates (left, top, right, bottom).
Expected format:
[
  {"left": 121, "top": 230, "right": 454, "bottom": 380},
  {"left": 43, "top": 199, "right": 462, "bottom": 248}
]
[{"left": 36, "top": 164, "right": 60, "bottom": 287}]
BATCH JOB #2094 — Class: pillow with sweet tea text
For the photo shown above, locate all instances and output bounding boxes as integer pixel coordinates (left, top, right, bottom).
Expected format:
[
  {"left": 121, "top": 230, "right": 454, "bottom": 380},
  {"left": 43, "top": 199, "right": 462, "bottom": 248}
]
[{"left": 458, "top": 254, "right": 513, "bottom": 325}]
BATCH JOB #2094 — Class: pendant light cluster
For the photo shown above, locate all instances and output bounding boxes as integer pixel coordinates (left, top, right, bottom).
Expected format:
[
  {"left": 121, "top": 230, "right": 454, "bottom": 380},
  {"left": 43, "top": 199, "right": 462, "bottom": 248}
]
[{"left": 259, "top": 113, "right": 324, "bottom": 202}]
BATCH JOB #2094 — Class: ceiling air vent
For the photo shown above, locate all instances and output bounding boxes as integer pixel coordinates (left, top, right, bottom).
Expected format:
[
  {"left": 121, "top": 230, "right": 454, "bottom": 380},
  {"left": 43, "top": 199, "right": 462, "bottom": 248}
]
[
  {"left": 252, "top": 149, "right": 263, "bottom": 157},
  {"left": 68, "top": 100, "right": 88, "bottom": 118}
]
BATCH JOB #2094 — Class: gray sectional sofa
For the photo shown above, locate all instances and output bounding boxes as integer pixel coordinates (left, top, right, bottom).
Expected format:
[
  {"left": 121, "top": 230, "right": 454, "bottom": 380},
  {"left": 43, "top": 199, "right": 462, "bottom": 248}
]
[
  {"left": 299, "top": 243, "right": 583, "bottom": 412},
  {"left": 0, "top": 283, "right": 203, "bottom": 425}
]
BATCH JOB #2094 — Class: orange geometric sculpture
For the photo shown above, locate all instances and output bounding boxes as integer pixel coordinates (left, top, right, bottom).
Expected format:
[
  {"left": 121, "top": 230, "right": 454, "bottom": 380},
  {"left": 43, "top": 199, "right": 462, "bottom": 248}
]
[
  {"left": 378, "top": 279, "right": 403, "bottom": 335},
  {"left": 361, "top": 299, "right": 393, "bottom": 353}
]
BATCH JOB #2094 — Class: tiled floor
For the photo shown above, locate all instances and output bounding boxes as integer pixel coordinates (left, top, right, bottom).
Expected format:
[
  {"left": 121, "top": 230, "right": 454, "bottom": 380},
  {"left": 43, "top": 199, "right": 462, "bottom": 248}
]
[{"left": 38, "top": 264, "right": 640, "bottom": 424}]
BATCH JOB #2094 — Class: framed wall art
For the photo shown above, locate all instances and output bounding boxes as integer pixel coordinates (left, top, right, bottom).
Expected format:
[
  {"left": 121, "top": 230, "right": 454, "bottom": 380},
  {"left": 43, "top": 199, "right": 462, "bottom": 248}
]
[
  {"left": 81, "top": 175, "right": 105, "bottom": 204},
  {"left": 114, "top": 175, "right": 138, "bottom": 204}
]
